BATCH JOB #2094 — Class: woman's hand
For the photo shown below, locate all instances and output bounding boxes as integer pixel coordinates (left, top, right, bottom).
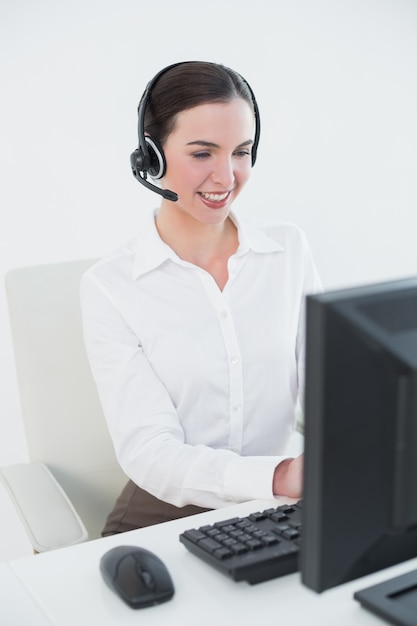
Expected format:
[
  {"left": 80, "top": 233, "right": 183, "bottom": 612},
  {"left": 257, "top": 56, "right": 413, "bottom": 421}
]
[{"left": 272, "top": 454, "right": 304, "bottom": 499}]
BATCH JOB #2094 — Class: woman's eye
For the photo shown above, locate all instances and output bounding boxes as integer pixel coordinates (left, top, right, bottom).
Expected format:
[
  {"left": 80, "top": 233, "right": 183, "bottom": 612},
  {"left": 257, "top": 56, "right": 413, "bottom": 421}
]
[{"left": 191, "top": 149, "right": 251, "bottom": 160}]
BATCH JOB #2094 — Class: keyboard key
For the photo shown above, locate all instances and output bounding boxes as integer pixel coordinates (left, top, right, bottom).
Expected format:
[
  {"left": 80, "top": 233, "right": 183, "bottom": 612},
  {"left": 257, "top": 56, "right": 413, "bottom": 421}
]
[
  {"left": 245, "top": 539, "right": 263, "bottom": 550},
  {"left": 213, "top": 547, "right": 233, "bottom": 560},
  {"left": 199, "top": 537, "right": 222, "bottom": 553},
  {"left": 214, "top": 518, "right": 240, "bottom": 528},
  {"left": 282, "top": 528, "right": 300, "bottom": 540},
  {"left": 230, "top": 543, "right": 248, "bottom": 555},
  {"left": 182, "top": 529, "right": 206, "bottom": 543},
  {"left": 261, "top": 535, "right": 279, "bottom": 546}
]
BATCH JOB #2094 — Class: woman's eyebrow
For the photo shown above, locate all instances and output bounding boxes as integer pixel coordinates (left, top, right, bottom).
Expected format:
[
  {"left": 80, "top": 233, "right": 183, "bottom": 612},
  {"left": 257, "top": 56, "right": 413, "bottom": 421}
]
[{"left": 186, "top": 139, "right": 254, "bottom": 148}]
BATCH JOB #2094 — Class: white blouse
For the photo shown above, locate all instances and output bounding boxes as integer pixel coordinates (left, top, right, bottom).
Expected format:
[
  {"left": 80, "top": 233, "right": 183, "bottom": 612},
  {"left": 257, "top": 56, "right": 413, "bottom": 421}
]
[{"left": 80, "top": 209, "right": 322, "bottom": 509}]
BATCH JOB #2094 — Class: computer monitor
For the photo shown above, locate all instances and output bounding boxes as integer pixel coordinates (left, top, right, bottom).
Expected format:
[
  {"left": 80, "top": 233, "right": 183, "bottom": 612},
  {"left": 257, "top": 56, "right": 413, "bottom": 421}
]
[{"left": 301, "top": 276, "right": 417, "bottom": 593}]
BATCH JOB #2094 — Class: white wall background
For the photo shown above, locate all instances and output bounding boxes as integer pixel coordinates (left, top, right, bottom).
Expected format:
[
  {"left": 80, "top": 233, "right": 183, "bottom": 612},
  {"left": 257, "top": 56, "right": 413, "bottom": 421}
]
[{"left": 1, "top": 0, "right": 416, "bottom": 559}]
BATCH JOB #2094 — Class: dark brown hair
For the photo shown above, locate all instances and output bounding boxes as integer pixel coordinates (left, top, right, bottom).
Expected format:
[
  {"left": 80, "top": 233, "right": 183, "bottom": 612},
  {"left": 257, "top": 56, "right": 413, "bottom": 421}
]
[{"left": 142, "top": 61, "right": 257, "bottom": 148}]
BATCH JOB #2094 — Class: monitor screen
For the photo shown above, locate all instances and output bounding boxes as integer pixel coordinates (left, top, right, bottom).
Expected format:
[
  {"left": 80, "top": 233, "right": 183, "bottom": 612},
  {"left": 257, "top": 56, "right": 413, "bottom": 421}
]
[{"left": 301, "top": 276, "right": 417, "bottom": 593}]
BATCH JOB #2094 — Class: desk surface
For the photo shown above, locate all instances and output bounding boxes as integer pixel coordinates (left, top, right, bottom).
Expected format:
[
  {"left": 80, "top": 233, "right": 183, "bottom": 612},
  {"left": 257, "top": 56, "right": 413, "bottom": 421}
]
[
  {"left": 0, "top": 562, "right": 53, "bottom": 625},
  {"left": 6, "top": 498, "right": 417, "bottom": 626}
]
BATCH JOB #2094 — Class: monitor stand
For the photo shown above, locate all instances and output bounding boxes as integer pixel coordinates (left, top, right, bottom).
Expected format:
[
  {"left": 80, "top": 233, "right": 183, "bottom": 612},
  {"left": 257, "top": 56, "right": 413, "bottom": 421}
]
[{"left": 354, "top": 568, "right": 417, "bottom": 626}]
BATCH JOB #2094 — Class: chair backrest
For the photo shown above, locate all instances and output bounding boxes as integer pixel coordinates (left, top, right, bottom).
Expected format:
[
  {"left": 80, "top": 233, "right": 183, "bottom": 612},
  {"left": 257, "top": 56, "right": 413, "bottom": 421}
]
[{"left": 5, "top": 259, "right": 127, "bottom": 540}]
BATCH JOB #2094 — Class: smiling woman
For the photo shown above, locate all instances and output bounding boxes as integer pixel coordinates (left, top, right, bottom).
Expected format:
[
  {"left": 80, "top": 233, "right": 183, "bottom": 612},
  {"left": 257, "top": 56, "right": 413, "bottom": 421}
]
[{"left": 80, "top": 61, "right": 322, "bottom": 536}]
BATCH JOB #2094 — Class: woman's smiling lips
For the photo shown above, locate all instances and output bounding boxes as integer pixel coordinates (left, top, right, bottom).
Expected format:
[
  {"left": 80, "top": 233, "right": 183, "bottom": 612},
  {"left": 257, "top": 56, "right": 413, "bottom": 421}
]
[{"left": 198, "top": 190, "right": 231, "bottom": 208}]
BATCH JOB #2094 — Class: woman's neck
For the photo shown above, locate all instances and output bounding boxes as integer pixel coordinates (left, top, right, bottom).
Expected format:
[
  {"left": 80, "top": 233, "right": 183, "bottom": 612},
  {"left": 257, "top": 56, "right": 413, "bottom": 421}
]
[{"left": 155, "top": 207, "right": 238, "bottom": 289}]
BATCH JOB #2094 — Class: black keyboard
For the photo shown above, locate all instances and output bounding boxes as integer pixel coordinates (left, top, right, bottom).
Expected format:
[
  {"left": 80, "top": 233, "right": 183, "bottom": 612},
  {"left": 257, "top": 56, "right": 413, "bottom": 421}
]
[{"left": 179, "top": 501, "right": 302, "bottom": 584}]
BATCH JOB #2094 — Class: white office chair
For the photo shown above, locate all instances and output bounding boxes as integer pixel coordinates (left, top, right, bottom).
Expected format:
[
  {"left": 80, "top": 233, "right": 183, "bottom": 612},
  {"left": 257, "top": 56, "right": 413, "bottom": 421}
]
[{"left": 1, "top": 260, "right": 127, "bottom": 553}]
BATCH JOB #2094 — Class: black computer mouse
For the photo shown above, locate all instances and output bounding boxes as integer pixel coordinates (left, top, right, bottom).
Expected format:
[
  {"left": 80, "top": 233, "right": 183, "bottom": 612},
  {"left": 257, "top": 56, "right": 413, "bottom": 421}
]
[{"left": 100, "top": 545, "right": 175, "bottom": 609}]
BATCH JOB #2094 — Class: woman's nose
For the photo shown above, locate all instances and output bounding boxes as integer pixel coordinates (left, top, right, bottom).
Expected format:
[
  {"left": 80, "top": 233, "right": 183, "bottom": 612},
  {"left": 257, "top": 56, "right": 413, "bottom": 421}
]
[{"left": 211, "top": 156, "right": 235, "bottom": 187}]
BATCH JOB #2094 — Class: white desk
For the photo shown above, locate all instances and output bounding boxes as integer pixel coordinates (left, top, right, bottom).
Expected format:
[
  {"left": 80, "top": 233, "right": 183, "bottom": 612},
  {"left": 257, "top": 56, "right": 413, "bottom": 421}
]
[
  {"left": 5, "top": 498, "right": 417, "bottom": 626},
  {"left": 0, "top": 562, "right": 53, "bottom": 625}
]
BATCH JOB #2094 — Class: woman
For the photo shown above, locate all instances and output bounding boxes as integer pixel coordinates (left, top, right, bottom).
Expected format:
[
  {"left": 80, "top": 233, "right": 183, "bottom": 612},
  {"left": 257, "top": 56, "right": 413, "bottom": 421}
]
[{"left": 80, "top": 61, "right": 322, "bottom": 535}]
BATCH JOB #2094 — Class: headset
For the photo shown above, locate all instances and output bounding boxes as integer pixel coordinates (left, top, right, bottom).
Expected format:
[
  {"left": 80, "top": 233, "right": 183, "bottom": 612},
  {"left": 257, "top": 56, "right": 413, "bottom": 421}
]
[{"left": 129, "top": 62, "right": 261, "bottom": 202}]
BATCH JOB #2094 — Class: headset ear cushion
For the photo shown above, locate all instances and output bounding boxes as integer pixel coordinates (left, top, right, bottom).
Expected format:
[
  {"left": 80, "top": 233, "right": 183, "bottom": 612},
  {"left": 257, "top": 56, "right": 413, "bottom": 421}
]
[
  {"left": 130, "top": 148, "right": 144, "bottom": 178},
  {"left": 145, "top": 136, "right": 166, "bottom": 179}
]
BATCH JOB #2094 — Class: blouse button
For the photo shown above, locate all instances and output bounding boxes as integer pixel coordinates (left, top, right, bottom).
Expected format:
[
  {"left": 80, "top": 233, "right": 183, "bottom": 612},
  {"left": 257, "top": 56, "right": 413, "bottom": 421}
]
[{"left": 230, "top": 356, "right": 240, "bottom": 365}]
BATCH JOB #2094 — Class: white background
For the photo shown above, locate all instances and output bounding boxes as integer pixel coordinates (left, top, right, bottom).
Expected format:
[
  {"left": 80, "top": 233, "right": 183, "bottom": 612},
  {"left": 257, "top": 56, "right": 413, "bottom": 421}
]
[{"left": 1, "top": 0, "right": 416, "bottom": 559}]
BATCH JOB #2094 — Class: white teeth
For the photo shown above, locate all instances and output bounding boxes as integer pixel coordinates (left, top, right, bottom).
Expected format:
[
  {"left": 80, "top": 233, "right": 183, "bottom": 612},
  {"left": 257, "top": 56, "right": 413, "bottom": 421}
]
[{"left": 200, "top": 191, "right": 229, "bottom": 202}]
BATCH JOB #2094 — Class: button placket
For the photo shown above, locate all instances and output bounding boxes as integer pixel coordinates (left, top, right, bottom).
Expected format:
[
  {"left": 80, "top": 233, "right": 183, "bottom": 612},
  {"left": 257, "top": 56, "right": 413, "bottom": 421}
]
[
  {"left": 195, "top": 269, "right": 244, "bottom": 453},
  {"left": 223, "top": 318, "right": 244, "bottom": 454}
]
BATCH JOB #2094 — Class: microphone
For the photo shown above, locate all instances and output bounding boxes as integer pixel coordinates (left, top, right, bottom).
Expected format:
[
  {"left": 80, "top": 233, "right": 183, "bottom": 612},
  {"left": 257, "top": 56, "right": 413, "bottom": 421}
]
[
  {"left": 130, "top": 161, "right": 178, "bottom": 202},
  {"left": 136, "top": 172, "right": 178, "bottom": 202}
]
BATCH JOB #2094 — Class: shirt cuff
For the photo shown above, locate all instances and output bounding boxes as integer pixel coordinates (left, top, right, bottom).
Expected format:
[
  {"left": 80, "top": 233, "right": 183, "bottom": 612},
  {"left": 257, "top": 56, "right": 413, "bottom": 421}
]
[{"left": 223, "top": 455, "right": 285, "bottom": 502}]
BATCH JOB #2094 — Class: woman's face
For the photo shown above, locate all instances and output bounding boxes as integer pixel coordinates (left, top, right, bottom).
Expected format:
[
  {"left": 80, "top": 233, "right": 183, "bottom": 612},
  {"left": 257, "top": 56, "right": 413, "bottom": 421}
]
[{"left": 160, "top": 98, "right": 255, "bottom": 225}]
